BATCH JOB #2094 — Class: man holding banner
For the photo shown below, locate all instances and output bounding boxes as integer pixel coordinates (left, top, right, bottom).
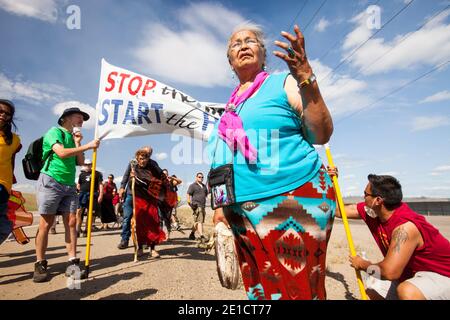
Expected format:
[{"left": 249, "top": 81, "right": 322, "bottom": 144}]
[{"left": 33, "top": 107, "right": 100, "bottom": 283}]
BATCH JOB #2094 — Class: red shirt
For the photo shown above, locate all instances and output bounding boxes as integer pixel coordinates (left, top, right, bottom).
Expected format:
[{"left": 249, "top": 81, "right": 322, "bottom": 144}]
[
  {"left": 103, "top": 181, "right": 117, "bottom": 200},
  {"left": 357, "top": 202, "right": 450, "bottom": 281}
]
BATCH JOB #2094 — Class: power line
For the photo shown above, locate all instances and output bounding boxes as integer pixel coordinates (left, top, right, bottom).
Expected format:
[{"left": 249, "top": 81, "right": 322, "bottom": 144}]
[
  {"left": 325, "top": 4, "right": 450, "bottom": 97},
  {"left": 286, "top": 0, "right": 309, "bottom": 33},
  {"left": 319, "top": 0, "right": 415, "bottom": 83},
  {"left": 318, "top": 0, "right": 382, "bottom": 62},
  {"left": 335, "top": 60, "right": 450, "bottom": 126},
  {"left": 303, "top": 0, "right": 328, "bottom": 32},
  {"left": 273, "top": 0, "right": 327, "bottom": 71}
]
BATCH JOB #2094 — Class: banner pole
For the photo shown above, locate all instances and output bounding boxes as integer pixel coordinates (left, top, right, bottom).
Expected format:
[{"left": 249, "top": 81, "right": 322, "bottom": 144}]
[
  {"left": 84, "top": 148, "right": 97, "bottom": 278},
  {"left": 324, "top": 143, "right": 368, "bottom": 300},
  {"left": 84, "top": 105, "right": 100, "bottom": 278}
]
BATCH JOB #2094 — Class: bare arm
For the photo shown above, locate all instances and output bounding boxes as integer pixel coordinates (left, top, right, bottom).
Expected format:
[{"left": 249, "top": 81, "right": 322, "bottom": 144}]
[
  {"left": 171, "top": 176, "right": 183, "bottom": 185},
  {"left": 285, "top": 75, "right": 333, "bottom": 144},
  {"left": 335, "top": 204, "right": 361, "bottom": 219},
  {"left": 98, "top": 181, "right": 104, "bottom": 203},
  {"left": 349, "top": 222, "right": 421, "bottom": 281},
  {"left": 52, "top": 140, "right": 99, "bottom": 159}
]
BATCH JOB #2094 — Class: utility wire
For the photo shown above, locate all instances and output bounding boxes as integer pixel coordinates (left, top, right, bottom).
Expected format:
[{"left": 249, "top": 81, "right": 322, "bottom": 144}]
[
  {"left": 303, "top": 0, "right": 328, "bottom": 32},
  {"left": 320, "top": 0, "right": 415, "bottom": 83},
  {"left": 286, "top": 0, "right": 309, "bottom": 32},
  {"left": 318, "top": 0, "right": 382, "bottom": 62},
  {"left": 325, "top": 5, "right": 450, "bottom": 98},
  {"left": 335, "top": 60, "right": 450, "bottom": 125},
  {"left": 273, "top": 0, "right": 328, "bottom": 71}
]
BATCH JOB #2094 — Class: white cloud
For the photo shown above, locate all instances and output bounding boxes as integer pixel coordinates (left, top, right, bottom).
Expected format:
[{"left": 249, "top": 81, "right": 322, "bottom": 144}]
[
  {"left": 420, "top": 90, "right": 450, "bottom": 104},
  {"left": 132, "top": 2, "right": 246, "bottom": 87},
  {"left": 155, "top": 152, "right": 168, "bottom": 161},
  {"left": 431, "top": 164, "right": 450, "bottom": 176},
  {"left": 53, "top": 101, "right": 97, "bottom": 129},
  {"left": 342, "top": 11, "right": 374, "bottom": 51},
  {"left": 0, "top": 0, "right": 58, "bottom": 23},
  {"left": 310, "top": 59, "right": 371, "bottom": 116},
  {"left": 314, "top": 18, "right": 330, "bottom": 32},
  {"left": 411, "top": 116, "right": 450, "bottom": 131},
  {"left": 343, "top": 8, "right": 450, "bottom": 75},
  {"left": 0, "top": 72, "right": 70, "bottom": 105}
]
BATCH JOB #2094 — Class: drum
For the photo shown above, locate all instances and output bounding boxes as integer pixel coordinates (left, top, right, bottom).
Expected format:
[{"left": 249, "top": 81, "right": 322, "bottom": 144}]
[{"left": 214, "top": 222, "right": 240, "bottom": 290}]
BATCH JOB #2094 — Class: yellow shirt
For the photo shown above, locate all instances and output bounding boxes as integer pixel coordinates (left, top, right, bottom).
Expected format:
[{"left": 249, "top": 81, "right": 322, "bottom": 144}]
[{"left": 0, "top": 132, "right": 21, "bottom": 193}]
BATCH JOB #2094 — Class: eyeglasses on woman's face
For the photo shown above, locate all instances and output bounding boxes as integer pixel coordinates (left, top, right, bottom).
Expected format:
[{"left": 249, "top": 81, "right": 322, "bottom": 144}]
[{"left": 230, "top": 38, "right": 259, "bottom": 51}]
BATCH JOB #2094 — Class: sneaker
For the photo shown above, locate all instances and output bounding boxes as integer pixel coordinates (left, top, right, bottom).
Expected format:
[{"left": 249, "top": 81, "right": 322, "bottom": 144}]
[
  {"left": 117, "top": 240, "right": 128, "bottom": 249},
  {"left": 33, "top": 260, "right": 49, "bottom": 283},
  {"left": 50, "top": 228, "right": 56, "bottom": 234},
  {"left": 65, "top": 258, "right": 87, "bottom": 279},
  {"left": 188, "top": 231, "right": 196, "bottom": 240}
]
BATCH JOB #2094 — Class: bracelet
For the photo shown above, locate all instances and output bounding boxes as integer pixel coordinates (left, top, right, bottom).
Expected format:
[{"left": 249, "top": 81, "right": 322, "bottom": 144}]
[{"left": 298, "top": 73, "right": 317, "bottom": 89}]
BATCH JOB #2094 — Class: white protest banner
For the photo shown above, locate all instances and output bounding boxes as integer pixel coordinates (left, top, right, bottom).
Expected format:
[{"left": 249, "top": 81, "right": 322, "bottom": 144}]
[{"left": 96, "top": 59, "right": 224, "bottom": 141}]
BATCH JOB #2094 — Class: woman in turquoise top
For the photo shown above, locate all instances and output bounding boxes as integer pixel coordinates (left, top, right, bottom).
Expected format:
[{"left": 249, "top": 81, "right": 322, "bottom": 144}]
[{"left": 210, "top": 23, "right": 336, "bottom": 300}]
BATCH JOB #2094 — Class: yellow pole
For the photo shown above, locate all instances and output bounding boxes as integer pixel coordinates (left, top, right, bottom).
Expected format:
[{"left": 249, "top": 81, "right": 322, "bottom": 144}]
[
  {"left": 324, "top": 143, "right": 368, "bottom": 300},
  {"left": 84, "top": 147, "right": 98, "bottom": 277}
]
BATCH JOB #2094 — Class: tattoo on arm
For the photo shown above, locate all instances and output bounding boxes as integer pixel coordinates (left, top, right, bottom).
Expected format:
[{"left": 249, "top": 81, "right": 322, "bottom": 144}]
[{"left": 392, "top": 226, "right": 409, "bottom": 253}]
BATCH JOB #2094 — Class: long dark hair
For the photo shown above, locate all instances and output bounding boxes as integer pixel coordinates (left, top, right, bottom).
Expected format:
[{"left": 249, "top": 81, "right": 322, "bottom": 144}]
[{"left": 0, "top": 100, "right": 17, "bottom": 145}]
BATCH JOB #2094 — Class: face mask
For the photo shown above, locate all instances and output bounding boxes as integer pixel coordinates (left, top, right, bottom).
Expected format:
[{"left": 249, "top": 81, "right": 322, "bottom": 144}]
[{"left": 364, "top": 199, "right": 377, "bottom": 218}]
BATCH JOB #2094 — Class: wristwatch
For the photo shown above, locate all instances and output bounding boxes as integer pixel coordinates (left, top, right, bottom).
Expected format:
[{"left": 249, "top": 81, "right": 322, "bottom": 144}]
[{"left": 298, "top": 73, "right": 317, "bottom": 89}]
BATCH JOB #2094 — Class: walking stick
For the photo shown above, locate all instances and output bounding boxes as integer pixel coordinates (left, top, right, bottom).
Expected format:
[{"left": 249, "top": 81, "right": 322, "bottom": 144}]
[
  {"left": 324, "top": 143, "right": 368, "bottom": 300},
  {"left": 131, "top": 166, "right": 138, "bottom": 263}
]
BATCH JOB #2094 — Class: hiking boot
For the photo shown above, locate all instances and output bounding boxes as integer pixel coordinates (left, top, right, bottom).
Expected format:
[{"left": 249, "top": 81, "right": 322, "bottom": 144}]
[
  {"left": 117, "top": 240, "right": 128, "bottom": 249},
  {"left": 65, "top": 258, "right": 87, "bottom": 279},
  {"left": 33, "top": 260, "right": 49, "bottom": 283},
  {"left": 188, "top": 231, "right": 196, "bottom": 240}
]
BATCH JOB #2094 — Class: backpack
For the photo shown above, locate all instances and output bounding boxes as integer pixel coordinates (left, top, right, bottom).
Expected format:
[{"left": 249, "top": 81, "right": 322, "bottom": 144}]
[{"left": 22, "top": 128, "right": 64, "bottom": 180}]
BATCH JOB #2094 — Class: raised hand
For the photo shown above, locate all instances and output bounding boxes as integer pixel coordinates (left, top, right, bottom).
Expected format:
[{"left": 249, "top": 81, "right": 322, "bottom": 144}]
[{"left": 273, "top": 25, "right": 313, "bottom": 84}]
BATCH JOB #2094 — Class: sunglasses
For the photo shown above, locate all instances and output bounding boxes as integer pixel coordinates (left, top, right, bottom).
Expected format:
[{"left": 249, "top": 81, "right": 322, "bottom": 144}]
[{"left": 364, "top": 191, "right": 378, "bottom": 198}]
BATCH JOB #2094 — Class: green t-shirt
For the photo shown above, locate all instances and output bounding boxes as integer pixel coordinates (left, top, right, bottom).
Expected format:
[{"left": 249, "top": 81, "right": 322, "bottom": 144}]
[{"left": 41, "top": 127, "right": 76, "bottom": 186}]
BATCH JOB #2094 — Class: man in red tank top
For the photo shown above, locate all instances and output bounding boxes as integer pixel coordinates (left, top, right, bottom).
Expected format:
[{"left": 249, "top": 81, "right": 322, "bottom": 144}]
[{"left": 331, "top": 171, "right": 450, "bottom": 300}]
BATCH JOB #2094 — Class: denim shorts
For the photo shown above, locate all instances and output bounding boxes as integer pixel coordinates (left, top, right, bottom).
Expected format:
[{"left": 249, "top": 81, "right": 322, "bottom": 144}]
[{"left": 37, "top": 173, "right": 78, "bottom": 215}]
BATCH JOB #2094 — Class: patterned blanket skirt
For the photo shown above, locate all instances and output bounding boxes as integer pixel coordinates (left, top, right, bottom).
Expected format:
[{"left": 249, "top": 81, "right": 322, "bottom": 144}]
[{"left": 223, "top": 166, "right": 336, "bottom": 300}]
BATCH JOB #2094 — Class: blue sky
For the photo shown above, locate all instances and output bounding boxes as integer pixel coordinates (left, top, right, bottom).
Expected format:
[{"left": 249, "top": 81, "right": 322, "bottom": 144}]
[{"left": 1, "top": 0, "right": 449, "bottom": 198}]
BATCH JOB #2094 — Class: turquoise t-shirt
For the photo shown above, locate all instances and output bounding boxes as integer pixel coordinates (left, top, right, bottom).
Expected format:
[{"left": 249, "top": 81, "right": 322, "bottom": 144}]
[
  {"left": 208, "top": 72, "right": 322, "bottom": 202},
  {"left": 41, "top": 127, "right": 77, "bottom": 186}
]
